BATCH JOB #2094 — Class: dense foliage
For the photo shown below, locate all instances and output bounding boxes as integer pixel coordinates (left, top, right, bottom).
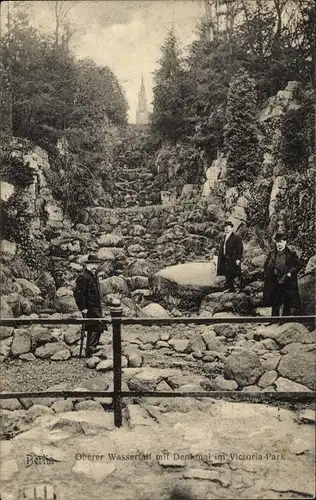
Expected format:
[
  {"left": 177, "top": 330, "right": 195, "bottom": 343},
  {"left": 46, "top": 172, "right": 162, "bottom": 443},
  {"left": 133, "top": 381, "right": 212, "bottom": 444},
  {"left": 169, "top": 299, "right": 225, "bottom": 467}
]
[
  {"left": 0, "top": 2, "right": 128, "bottom": 219},
  {"left": 279, "top": 85, "right": 315, "bottom": 172},
  {"left": 279, "top": 168, "right": 315, "bottom": 264},
  {"left": 151, "top": 1, "right": 314, "bottom": 165},
  {"left": 246, "top": 180, "right": 273, "bottom": 231}
]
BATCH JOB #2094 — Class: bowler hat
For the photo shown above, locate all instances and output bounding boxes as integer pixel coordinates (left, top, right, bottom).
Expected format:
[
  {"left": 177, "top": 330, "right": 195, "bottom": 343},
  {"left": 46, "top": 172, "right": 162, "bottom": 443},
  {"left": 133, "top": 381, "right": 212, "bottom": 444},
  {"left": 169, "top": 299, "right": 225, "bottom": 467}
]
[
  {"left": 86, "top": 254, "right": 102, "bottom": 263},
  {"left": 223, "top": 220, "right": 234, "bottom": 228}
]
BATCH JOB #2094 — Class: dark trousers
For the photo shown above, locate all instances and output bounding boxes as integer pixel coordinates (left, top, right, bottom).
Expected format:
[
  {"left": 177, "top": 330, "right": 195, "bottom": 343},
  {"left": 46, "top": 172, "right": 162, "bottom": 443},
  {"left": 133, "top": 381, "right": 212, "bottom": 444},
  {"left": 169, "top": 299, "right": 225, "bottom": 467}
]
[
  {"left": 271, "top": 283, "right": 292, "bottom": 316},
  {"left": 224, "top": 258, "right": 241, "bottom": 291},
  {"left": 86, "top": 329, "right": 101, "bottom": 351}
]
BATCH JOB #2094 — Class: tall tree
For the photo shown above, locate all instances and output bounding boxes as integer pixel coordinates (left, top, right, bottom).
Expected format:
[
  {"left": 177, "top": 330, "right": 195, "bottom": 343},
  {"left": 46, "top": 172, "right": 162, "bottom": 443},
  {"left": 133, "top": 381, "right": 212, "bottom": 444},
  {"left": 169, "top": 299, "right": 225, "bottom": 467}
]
[
  {"left": 150, "top": 29, "right": 188, "bottom": 144},
  {"left": 224, "top": 68, "right": 262, "bottom": 186}
]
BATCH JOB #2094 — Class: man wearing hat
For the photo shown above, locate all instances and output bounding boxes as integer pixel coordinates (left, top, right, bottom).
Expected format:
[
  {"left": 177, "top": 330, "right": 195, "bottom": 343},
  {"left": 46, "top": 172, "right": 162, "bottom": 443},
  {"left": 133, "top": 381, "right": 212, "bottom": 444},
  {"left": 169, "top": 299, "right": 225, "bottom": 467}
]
[
  {"left": 217, "top": 221, "right": 243, "bottom": 292},
  {"left": 74, "top": 254, "right": 106, "bottom": 357},
  {"left": 263, "top": 233, "right": 301, "bottom": 316}
]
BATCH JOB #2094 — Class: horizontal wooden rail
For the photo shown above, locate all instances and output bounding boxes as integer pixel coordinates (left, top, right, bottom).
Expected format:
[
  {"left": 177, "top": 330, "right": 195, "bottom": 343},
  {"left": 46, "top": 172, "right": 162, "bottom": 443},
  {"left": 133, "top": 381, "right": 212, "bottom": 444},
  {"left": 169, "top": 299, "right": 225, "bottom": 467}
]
[
  {"left": 0, "top": 315, "right": 315, "bottom": 326},
  {"left": 0, "top": 391, "right": 314, "bottom": 401}
]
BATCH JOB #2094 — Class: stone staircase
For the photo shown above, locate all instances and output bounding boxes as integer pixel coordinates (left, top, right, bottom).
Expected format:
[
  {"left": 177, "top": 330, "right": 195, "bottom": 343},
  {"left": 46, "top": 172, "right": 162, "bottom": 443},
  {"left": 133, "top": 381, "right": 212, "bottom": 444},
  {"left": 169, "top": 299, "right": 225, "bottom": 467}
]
[{"left": 111, "top": 126, "right": 161, "bottom": 208}]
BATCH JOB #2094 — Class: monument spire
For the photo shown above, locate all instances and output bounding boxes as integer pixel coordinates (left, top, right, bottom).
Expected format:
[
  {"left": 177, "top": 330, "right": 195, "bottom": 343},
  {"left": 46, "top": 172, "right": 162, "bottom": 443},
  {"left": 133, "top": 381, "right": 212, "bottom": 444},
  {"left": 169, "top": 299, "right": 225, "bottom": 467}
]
[{"left": 136, "top": 73, "right": 148, "bottom": 125}]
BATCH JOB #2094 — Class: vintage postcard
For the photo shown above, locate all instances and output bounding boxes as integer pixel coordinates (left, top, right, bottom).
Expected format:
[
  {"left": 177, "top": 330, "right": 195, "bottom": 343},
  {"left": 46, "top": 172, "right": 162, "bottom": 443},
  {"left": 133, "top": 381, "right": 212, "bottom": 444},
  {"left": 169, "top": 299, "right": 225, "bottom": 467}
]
[{"left": 0, "top": 1, "right": 315, "bottom": 499}]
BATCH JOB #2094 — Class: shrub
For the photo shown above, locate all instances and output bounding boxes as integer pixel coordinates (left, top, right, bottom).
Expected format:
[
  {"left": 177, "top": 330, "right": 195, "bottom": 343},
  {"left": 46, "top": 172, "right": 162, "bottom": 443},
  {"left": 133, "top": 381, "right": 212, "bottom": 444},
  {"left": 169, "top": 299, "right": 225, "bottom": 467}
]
[
  {"left": 279, "top": 86, "right": 315, "bottom": 172},
  {"left": 277, "top": 168, "right": 315, "bottom": 264},
  {"left": 246, "top": 180, "right": 272, "bottom": 231},
  {"left": 224, "top": 69, "right": 262, "bottom": 186}
]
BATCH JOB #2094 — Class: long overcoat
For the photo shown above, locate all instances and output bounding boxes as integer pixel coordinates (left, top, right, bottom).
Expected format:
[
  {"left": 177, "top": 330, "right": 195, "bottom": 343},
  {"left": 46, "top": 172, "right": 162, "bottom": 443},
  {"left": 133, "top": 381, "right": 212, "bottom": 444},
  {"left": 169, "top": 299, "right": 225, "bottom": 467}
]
[
  {"left": 217, "top": 233, "right": 243, "bottom": 277},
  {"left": 74, "top": 269, "right": 105, "bottom": 332},
  {"left": 262, "top": 247, "right": 301, "bottom": 308}
]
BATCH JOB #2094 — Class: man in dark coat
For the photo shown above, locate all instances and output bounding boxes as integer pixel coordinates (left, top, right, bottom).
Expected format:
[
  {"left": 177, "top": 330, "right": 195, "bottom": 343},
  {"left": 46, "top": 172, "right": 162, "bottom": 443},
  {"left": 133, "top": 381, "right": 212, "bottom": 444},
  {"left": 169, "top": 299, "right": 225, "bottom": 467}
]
[
  {"left": 263, "top": 233, "right": 301, "bottom": 316},
  {"left": 217, "top": 221, "right": 243, "bottom": 292},
  {"left": 74, "top": 254, "right": 106, "bottom": 357}
]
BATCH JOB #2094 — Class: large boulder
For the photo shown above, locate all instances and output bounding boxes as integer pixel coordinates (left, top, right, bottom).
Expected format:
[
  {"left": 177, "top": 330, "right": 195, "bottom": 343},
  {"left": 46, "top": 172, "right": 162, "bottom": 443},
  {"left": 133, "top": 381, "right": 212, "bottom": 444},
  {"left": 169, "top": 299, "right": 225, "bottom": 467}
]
[
  {"left": 15, "top": 278, "right": 41, "bottom": 298},
  {"left": 34, "top": 341, "right": 68, "bottom": 359},
  {"left": 100, "top": 276, "right": 130, "bottom": 297},
  {"left": 255, "top": 322, "right": 314, "bottom": 347},
  {"left": 97, "top": 233, "right": 124, "bottom": 247},
  {"left": 1, "top": 293, "right": 33, "bottom": 316},
  {"left": 278, "top": 351, "right": 315, "bottom": 390},
  {"left": 150, "top": 261, "right": 221, "bottom": 310},
  {"left": 54, "top": 289, "right": 78, "bottom": 313},
  {"left": 199, "top": 291, "right": 255, "bottom": 316},
  {"left": 224, "top": 350, "right": 264, "bottom": 388},
  {"left": 96, "top": 248, "right": 115, "bottom": 261},
  {"left": 124, "top": 259, "right": 153, "bottom": 278},
  {"left": 298, "top": 270, "right": 315, "bottom": 315},
  {"left": 141, "top": 303, "right": 170, "bottom": 318},
  {"left": 35, "top": 271, "right": 56, "bottom": 304}
]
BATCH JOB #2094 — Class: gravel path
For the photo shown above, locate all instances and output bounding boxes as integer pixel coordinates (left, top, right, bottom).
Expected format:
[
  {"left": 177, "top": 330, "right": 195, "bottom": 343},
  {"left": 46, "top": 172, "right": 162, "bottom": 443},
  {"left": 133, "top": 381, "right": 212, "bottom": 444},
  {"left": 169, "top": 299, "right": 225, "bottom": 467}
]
[{"left": 1, "top": 358, "right": 98, "bottom": 392}]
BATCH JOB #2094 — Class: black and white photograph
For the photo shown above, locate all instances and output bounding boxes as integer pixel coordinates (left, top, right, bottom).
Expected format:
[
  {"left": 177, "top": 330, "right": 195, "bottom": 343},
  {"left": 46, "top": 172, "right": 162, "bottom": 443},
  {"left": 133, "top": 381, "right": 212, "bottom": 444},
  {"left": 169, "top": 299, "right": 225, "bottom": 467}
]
[{"left": 0, "top": 1, "right": 315, "bottom": 499}]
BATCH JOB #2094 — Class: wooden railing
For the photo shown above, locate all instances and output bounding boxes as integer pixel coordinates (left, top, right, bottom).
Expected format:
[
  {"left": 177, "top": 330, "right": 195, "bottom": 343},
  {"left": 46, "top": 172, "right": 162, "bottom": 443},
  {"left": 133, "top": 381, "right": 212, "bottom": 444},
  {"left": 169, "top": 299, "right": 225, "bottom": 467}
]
[{"left": 1, "top": 300, "right": 315, "bottom": 427}]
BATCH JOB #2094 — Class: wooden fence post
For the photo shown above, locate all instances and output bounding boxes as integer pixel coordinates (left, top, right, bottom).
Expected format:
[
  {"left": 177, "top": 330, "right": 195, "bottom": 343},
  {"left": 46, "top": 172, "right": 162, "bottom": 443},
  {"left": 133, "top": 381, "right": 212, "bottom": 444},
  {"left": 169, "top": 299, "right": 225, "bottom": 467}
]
[{"left": 110, "top": 298, "right": 123, "bottom": 428}]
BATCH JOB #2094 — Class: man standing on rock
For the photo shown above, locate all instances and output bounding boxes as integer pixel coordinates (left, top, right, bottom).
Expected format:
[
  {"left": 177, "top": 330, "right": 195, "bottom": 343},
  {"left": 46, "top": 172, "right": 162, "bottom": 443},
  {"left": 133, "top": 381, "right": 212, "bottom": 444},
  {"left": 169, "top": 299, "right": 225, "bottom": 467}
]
[
  {"left": 263, "top": 233, "right": 301, "bottom": 316},
  {"left": 217, "top": 221, "right": 243, "bottom": 292},
  {"left": 74, "top": 254, "right": 106, "bottom": 357}
]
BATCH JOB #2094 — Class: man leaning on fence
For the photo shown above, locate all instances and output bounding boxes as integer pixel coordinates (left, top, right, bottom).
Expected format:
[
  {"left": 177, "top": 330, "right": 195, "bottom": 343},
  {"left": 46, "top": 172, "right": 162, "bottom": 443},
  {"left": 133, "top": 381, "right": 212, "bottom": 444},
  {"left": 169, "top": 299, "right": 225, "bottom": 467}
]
[{"left": 74, "top": 254, "right": 106, "bottom": 357}]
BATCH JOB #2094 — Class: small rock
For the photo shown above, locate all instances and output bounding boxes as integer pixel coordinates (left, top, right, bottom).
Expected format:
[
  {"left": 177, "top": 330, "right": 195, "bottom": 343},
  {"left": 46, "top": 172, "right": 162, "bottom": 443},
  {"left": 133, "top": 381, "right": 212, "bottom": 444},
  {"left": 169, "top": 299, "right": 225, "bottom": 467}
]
[
  {"left": 11, "top": 329, "right": 31, "bottom": 357},
  {"left": 63, "top": 325, "right": 81, "bottom": 345},
  {"left": 156, "top": 341, "right": 170, "bottom": 349},
  {"left": 275, "top": 377, "right": 313, "bottom": 392},
  {"left": 169, "top": 339, "right": 189, "bottom": 352},
  {"left": 261, "top": 352, "right": 281, "bottom": 371},
  {"left": 86, "top": 357, "right": 100, "bottom": 368},
  {"left": 242, "top": 385, "right": 261, "bottom": 392},
  {"left": 127, "top": 352, "right": 143, "bottom": 368},
  {"left": 51, "top": 400, "right": 74, "bottom": 413},
  {"left": 156, "top": 380, "right": 173, "bottom": 392},
  {"left": 160, "top": 332, "right": 170, "bottom": 341},
  {"left": 258, "top": 370, "right": 278, "bottom": 388},
  {"left": 96, "top": 360, "right": 113, "bottom": 372},
  {"left": 212, "top": 376, "right": 238, "bottom": 391},
  {"left": 19, "top": 352, "right": 36, "bottom": 361},
  {"left": 75, "top": 400, "right": 104, "bottom": 411},
  {"left": 0, "top": 399, "right": 22, "bottom": 411},
  {"left": 51, "top": 349, "right": 71, "bottom": 361},
  {"left": 27, "top": 405, "right": 54, "bottom": 418}
]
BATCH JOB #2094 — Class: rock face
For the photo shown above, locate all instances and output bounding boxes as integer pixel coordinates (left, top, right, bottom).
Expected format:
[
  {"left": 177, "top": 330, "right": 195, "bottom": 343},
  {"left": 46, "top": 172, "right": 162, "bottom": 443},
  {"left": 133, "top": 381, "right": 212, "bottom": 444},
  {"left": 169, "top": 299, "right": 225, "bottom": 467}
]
[
  {"left": 150, "top": 261, "right": 221, "bottom": 310},
  {"left": 298, "top": 270, "right": 316, "bottom": 315},
  {"left": 224, "top": 350, "right": 264, "bottom": 388},
  {"left": 199, "top": 291, "right": 255, "bottom": 316}
]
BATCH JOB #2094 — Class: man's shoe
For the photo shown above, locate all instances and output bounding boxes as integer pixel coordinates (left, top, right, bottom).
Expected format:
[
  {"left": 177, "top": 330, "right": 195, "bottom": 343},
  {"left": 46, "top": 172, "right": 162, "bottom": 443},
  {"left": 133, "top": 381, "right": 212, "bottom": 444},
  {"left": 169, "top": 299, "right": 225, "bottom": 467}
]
[{"left": 223, "top": 288, "right": 235, "bottom": 293}]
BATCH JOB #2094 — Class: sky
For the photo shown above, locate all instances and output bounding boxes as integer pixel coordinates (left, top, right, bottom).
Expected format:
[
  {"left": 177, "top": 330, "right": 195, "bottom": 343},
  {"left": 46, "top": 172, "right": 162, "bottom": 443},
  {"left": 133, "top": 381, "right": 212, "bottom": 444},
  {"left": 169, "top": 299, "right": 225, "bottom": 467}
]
[{"left": 3, "top": 0, "right": 205, "bottom": 123}]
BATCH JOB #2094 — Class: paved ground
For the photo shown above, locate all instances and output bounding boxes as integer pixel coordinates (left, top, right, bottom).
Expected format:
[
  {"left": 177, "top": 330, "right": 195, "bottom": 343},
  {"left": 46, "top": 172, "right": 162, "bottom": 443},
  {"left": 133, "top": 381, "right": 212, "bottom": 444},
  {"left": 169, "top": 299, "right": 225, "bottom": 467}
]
[{"left": 1, "top": 400, "right": 315, "bottom": 500}]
